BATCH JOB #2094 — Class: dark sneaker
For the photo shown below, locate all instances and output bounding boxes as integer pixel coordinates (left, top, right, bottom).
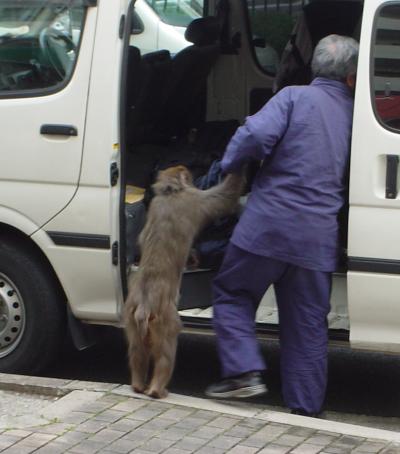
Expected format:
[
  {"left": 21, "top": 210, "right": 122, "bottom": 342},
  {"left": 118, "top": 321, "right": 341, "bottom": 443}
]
[{"left": 205, "top": 372, "right": 268, "bottom": 399}]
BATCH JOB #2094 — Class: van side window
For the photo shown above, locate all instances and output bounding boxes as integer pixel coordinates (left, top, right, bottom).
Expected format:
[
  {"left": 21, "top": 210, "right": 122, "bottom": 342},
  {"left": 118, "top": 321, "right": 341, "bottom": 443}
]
[
  {"left": 145, "top": 0, "right": 204, "bottom": 27},
  {"left": 245, "top": 0, "right": 301, "bottom": 75},
  {"left": 373, "top": 4, "right": 400, "bottom": 131},
  {"left": 0, "top": 1, "right": 86, "bottom": 96}
]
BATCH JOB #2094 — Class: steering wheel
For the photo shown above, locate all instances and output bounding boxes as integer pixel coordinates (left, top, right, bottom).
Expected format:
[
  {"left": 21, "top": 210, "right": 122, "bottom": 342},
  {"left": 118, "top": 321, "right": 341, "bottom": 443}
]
[{"left": 39, "top": 27, "right": 76, "bottom": 80}]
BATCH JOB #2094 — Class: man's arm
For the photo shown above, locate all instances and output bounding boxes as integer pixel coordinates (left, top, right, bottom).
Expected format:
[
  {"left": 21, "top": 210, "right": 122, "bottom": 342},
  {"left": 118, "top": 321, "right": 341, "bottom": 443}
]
[{"left": 221, "top": 87, "right": 293, "bottom": 173}]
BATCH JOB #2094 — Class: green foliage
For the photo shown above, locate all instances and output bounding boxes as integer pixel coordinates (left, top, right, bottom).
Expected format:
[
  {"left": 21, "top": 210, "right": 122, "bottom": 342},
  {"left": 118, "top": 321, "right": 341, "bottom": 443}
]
[{"left": 249, "top": 11, "right": 295, "bottom": 57}]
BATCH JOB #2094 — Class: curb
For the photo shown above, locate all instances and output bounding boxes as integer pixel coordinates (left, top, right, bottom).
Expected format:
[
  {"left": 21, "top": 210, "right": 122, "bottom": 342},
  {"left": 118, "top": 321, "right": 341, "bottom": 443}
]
[{"left": 0, "top": 373, "right": 399, "bottom": 444}]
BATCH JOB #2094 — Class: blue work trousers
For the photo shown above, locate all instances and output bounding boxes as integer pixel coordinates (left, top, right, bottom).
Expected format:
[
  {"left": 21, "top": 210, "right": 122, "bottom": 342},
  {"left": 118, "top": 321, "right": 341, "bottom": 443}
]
[{"left": 212, "top": 243, "right": 332, "bottom": 414}]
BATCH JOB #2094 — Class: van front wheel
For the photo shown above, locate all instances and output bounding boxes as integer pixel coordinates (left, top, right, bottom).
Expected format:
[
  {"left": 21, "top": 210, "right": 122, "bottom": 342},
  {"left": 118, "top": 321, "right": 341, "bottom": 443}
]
[{"left": 0, "top": 239, "right": 66, "bottom": 374}]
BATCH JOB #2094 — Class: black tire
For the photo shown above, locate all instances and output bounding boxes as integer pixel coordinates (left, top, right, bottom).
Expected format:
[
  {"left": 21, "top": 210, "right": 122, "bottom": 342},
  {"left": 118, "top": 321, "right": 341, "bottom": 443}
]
[{"left": 0, "top": 238, "right": 66, "bottom": 374}]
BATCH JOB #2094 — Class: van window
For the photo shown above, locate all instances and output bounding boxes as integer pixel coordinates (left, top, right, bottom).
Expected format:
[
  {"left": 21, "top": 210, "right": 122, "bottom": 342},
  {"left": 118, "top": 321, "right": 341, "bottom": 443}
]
[
  {"left": 245, "top": 0, "right": 302, "bottom": 75},
  {"left": 145, "top": 0, "right": 203, "bottom": 27},
  {"left": 0, "top": 1, "right": 86, "bottom": 95},
  {"left": 373, "top": 3, "right": 400, "bottom": 131}
]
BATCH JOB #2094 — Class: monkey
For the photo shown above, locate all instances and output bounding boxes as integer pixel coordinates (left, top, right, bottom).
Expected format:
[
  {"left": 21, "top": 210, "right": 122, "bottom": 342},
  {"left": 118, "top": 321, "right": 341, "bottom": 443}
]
[{"left": 124, "top": 165, "right": 244, "bottom": 398}]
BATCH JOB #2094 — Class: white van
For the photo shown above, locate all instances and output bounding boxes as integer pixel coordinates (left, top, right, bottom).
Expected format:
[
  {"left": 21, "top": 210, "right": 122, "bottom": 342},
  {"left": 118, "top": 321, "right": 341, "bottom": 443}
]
[
  {"left": 131, "top": 0, "right": 200, "bottom": 55},
  {"left": 0, "top": 0, "right": 398, "bottom": 374}
]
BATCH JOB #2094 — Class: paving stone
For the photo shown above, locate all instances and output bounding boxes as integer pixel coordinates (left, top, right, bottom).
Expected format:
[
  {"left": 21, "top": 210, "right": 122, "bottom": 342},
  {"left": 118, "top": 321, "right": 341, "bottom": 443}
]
[
  {"left": 112, "top": 400, "right": 147, "bottom": 413},
  {"left": 306, "top": 434, "right": 337, "bottom": 446},
  {"left": 240, "top": 418, "right": 267, "bottom": 430},
  {"left": 190, "top": 426, "right": 225, "bottom": 440},
  {"left": 94, "top": 409, "right": 125, "bottom": 423},
  {"left": 145, "top": 402, "right": 173, "bottom": 412},
  {"left": 0, "top": 444, "right": 37, "bottom": 454},
  {"left": 286, "top": 427, "right": 316, "bottom": 437},
  {"left": 123, "top": 427, "right": 156, "bottom": 442},
  {"left": 81, "top": 401, "right": 114, "bottom": 413},
  {"left": 75, "top": 419, "right": 109, "bottom": 434},
  {"left": 139, "top": 436, "right": 176, "bottom": 452},
  {"left": 140, "top": 417, "right": 175, "bottom": 431},
  {"left": 35, "top": 423, "right": 72, "bottom": 435},
  {"left": 319, "top": 446, "right": 351, "bottom": 454},
  {"left": 89, "top": 428, "right": 124, "bottom": 444},
  {"left": 172, "top": 417, "right": 207, "bottom": 430},
  {"left": 108, "top": 435, "right": 143, "bottom": 452},
  {"left": 338, "top": 436, "right": 364, "bottom": 446},
  {"left": 163, "top": 448, "right": 190, "bottom": 454},
  {"left": 161, "top": 408, "right": 194, "bottom": 421},
  {"left": 228, "top": 445, "right": 259, "bottom": 454},
  {"left": 206, "top": 434, "right": 242, "bottom": 450},
  {"left": 380, "top": 445, "right": 400, "bottom": 454},
  {"left": 68, "top": 439, "right": 109, "bottom": 453},
  {"left": 129, "top": 450, "right": 157, "bottom": 454},
  {"left": 33, "top": 441, "right": 72, "bottom": 454},
  {"left": 128, "top": 408, "right": 165, "bottom": 422},
  {"left": 157, "top": 426, "right": 193, "bottom": 441},
  {"left": 224, "top": 425, "right": 256, "bottom": 438},
  {"left": 291, "top": 443, "right": 324, "bottom": 454},
  {"left": 173, "top": 435, "right": 207, "bottom": 451},
  {"left": 3, "top": 430, "right": 32, "bottom": 438},
  {"left": 54, "top": 430, "right": 89, "bottom": 447},
  {"left": 110, "top": 417, "right": 145, "bottom": 433},
  {"left": 274, "top": 433, "right": 306, "bottom": 447},
  {"left": 257, "top": 445, "right": 292, "bottom": 454},
  {"left": 206, "top": 416, "right": 239, "bottom": 429},
  {"left": 18, "top": 432, "right": 57, "bottom": 447},
  {"left": 352, "top": 441, "right": 390, "bottom": 453},
  {"left": 195, "top": 447, "right": 225, "bottom": 454},
  {"left": 98, "top": 395, "right": 127, "bottom": 404},
  {"left": 61, "top": 411, "right": 94, "bottom": 424},
  {"left": 191, "top": 410, "right": 217, "bottom": 420}
]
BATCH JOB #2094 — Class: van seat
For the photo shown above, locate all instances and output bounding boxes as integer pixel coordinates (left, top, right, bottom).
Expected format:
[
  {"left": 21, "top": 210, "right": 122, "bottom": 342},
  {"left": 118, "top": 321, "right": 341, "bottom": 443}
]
[{"left": 158, "top": 16, "right": 222, "bottom": 139}]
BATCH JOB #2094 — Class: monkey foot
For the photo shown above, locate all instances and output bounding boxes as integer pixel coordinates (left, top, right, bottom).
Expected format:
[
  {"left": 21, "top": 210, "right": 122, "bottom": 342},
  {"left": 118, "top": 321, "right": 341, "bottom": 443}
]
[
  {"left": 145, "top": 388, "right": 168, "bottom": 399},
  {"left": 131, "top": 384, "right": 145, "bottom": 394}
]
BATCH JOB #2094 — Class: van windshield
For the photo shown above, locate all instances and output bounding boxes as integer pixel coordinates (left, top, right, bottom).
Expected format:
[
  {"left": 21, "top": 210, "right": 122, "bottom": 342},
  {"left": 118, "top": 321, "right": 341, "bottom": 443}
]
[{"left": 145, "top": 0, "right": 203, "bottom": 27}]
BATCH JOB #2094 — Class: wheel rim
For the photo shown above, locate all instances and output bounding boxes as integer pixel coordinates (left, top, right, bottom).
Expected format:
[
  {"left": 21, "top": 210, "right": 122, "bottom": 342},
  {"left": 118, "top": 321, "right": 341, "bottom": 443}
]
[{"left": 0, "top": 273, "right": 26, "bottom": 358}]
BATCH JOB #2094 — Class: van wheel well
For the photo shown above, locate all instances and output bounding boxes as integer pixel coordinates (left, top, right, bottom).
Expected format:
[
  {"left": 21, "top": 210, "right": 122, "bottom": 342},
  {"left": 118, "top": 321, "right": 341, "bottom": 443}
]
[{"left": 0, "top": 224, "right": 67, "bottom": 304}]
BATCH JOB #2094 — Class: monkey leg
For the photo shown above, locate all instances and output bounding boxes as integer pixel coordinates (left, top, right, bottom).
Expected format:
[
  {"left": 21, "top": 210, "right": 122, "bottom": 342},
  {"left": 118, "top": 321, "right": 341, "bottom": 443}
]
[
  {"left": 145, "top": 316, "right": 180, "bottom": 399},
  {"left": 127, "top": 328, "right": 150, "bottom": 394}
]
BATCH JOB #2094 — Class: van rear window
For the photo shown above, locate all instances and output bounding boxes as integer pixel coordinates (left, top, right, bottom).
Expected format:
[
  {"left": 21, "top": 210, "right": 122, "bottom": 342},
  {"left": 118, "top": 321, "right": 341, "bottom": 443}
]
[
  {"left": 145, "top": 0, "right": 203, "bottom": 28},
  {"left": 373, "top": 3, "right": 400, "bottom": 131}
]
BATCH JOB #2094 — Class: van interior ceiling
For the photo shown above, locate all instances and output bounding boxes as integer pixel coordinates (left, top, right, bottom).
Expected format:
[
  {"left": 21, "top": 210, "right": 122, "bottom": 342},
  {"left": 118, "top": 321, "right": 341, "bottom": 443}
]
[{"left": 122, "top": 0, "right": 364, "bottom": 290}]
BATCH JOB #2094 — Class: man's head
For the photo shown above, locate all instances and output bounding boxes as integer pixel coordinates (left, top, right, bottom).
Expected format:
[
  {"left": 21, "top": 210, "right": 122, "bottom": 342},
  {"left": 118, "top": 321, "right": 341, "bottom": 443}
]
[{"left": 311, "top": 34, "right": 359, "bottom": 90}]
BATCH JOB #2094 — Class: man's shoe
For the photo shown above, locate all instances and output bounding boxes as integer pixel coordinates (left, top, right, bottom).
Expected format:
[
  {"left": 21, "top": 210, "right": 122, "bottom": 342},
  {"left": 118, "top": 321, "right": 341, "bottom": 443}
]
[{"left": 205, "top": 371, "right": 268, "bottom": 399}]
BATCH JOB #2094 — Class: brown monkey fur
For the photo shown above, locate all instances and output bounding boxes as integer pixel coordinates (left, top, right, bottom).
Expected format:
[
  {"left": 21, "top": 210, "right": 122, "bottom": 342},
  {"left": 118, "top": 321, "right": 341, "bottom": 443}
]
[{"left": 124, "top": 165, "right": 244, "bottom": 398}]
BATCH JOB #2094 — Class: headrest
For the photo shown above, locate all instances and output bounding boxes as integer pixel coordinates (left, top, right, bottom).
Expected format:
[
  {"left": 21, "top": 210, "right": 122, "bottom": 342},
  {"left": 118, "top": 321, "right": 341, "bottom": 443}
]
[{"left": 185, "top": 17, "right": 221, "bottom": 46}]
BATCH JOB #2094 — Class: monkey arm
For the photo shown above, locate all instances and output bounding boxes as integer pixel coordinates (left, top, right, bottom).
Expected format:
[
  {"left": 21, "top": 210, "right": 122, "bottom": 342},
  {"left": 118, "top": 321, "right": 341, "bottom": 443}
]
[
  {"left": 221, "top": 87, "right": 293, "bottom": 174},
  {"left": 198, "top": 173, "right": 244, "bottom": 224}
]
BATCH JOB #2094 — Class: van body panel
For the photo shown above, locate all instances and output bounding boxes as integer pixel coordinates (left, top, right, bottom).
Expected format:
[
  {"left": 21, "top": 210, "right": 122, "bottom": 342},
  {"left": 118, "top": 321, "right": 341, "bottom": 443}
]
[
  {"left": 32, "top": 227, "right": 119, "bottom": 322},
  {"left": 0, "top": 7, "right": 98, "bottom": 229},
  {"left": 348, "top": 0, "right": 400, "bottom": 350},
  {"left": 348, "top": 271, "right": 400, "bottom": 352}
]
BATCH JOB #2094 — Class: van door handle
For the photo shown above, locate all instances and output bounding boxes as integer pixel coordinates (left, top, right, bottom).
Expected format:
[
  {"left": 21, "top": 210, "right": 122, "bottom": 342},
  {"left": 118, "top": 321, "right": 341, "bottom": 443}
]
[
  {"left": 385, "top": 154, "right": 399, "bottom": 199},
  {"left": 40, "top": 124, "right": 78, "bottom": 136}
]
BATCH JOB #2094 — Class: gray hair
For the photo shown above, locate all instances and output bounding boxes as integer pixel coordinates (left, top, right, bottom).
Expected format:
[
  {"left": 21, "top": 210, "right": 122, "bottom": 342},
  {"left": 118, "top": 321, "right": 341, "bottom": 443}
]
[{"left": 311, "top": 34, "right": 359, "bottom": 82}]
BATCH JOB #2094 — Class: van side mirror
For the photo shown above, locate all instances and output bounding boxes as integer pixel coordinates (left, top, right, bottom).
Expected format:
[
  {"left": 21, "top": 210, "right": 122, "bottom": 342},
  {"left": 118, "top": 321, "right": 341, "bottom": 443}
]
[{"left": 131, "top": 10, "right": 144, "bottom": 35}]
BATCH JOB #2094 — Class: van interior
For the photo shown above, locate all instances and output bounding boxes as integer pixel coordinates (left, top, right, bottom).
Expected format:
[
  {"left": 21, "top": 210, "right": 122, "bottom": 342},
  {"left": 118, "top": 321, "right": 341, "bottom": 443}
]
[{"left": 122, "top": 0, "right": 363, "bottom": 337}]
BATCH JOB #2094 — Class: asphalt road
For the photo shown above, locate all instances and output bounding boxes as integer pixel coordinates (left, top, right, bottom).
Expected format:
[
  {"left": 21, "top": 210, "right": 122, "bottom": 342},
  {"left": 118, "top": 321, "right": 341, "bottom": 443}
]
[{"left": 40, "top": 327, "right": 400, "bottom": 425}]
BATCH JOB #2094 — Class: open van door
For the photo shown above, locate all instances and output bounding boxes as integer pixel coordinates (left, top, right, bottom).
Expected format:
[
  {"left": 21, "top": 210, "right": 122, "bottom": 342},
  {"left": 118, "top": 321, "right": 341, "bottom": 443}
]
[{"left": 348, "top": 0, "right": 400, "bottom": 353}]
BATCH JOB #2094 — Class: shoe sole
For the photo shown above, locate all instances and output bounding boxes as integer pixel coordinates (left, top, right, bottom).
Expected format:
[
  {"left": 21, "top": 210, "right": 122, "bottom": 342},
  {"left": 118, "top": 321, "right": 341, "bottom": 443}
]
[{"left": 205, "top": 384, "right": 268, "bottom": 399}]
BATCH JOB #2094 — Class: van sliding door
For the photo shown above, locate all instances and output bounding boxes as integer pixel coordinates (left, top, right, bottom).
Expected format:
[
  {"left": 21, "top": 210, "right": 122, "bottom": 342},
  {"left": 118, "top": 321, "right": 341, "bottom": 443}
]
[{"left": 348, "top": 0, "right": 400, "bottom": 353}]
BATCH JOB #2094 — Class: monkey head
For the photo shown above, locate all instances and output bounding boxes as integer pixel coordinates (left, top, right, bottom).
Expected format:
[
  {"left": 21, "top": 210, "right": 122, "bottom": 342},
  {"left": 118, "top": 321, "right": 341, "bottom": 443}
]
[{"left": 153, "top": 165, "right": 194, "bottom": 195}]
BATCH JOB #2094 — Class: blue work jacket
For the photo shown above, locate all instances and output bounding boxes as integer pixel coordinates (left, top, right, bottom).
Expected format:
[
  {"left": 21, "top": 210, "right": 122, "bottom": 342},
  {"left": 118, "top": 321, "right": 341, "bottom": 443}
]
[{"left": 221, "top": 77, "right": 354, "bottom": 272}]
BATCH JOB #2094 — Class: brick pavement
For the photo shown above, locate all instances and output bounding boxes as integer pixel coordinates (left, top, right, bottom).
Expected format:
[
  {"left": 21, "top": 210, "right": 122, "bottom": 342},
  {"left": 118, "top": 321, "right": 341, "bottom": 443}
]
[{"left": 0, "top": 374, "right": 398, "bottom": 454}]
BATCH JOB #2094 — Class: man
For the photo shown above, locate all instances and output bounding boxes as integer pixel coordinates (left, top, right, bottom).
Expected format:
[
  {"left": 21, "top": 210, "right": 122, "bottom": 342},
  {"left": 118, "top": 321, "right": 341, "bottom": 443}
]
[{"left": 205, "top": 35, "right": 359, "bottom": 417}]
